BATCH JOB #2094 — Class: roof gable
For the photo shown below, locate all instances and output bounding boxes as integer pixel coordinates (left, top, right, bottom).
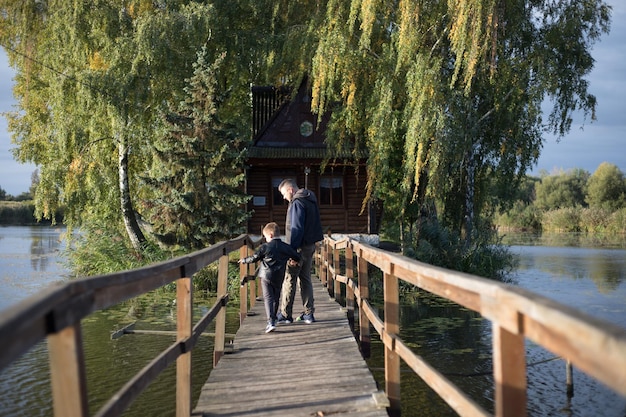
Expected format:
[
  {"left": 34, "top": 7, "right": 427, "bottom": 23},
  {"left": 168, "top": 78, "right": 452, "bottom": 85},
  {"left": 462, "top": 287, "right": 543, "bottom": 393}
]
[{"left": 252, "top": 79, "right": 327, "bottom": 149}]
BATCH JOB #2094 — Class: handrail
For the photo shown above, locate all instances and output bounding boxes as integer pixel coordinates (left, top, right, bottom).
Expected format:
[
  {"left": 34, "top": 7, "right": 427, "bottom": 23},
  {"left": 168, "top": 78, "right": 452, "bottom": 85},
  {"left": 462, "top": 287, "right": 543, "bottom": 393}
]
[
  {"left": 0, "top": 233, "right": 262, "bottom": 417},
  {"left": 318, "top": 236, "right": 626, "bottom": 417}
]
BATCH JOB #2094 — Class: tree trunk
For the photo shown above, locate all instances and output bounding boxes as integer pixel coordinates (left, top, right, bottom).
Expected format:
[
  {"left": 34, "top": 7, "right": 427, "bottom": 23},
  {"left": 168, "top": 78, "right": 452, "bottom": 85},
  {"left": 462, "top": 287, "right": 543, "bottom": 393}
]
[
  {"left": 464, "top": 144, "right": 476, "bottom": 249},
  {"left": 118, "top": 134, "right": 146, "bottom": 252}
]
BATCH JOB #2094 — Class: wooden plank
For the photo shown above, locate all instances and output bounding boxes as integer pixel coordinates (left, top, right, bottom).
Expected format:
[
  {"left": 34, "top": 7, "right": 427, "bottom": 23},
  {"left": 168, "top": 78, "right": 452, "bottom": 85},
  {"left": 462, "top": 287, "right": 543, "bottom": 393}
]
[
  {"left": 493, "top": 324, "right": 527, "bottom": 417},
  {"left": 383, "top": 272, "right": 400, "bottom": 416},
  {"left": 48, "top": 324, "right": 89, "bottom": 417},
  {"left": 192, "top": 277, "right": 388, "bottom": 417},
  {"left": 213, "top": 254, "right": 228, "bottom": 366},
  {"left": 176, "top": 277, "right": 193, "bottom": 417}
]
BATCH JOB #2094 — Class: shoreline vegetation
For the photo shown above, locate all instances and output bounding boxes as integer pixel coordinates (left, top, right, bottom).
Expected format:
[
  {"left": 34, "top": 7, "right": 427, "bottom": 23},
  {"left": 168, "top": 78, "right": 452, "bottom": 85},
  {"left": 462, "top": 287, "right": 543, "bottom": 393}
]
[{"left": 0, "top": 201, "right": 63, "bottom": 226}]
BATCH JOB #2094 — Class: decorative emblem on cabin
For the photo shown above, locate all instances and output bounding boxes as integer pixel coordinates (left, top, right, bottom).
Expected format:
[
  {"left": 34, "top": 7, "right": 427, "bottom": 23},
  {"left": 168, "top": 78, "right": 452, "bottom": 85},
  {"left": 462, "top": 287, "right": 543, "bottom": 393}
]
[{"left": 299, "top": 120, "right": 313, "bottom": 137}]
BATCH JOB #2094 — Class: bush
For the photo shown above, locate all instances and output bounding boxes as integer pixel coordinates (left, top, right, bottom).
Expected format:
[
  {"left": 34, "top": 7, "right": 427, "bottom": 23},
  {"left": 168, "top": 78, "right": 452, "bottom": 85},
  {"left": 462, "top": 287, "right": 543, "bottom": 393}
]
[
  {"left": 579, "top": 207, "right": 612, "bottom": 233},
  {"left": 608, "top": 208, "right": 626, "bottom": 235},
  {"left": 495, "top": 201, "right": 542, "bottom": 232},
  {"left": 0, "top": 201, "right": 36, "bottom": 225},
  {"left": 0, "top": 201, "right": 64, "bottom": 225},
  {"left": 541, "top": 207, "right": 582, "bottom": 232},
  {"left": 411, "top": 218, "right": 516, "bottom": 281}
]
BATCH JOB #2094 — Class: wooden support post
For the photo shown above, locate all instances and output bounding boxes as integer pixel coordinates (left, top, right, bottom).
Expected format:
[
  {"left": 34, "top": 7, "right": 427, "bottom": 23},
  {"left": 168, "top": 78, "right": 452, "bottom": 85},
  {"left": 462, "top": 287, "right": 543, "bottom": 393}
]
[
  {"left": 345, "top": 245, "right": 355, "bottom": 331},
  {"left": 239, "top": 244, "right": 249, "bottom": 324},
  {"left": 493, "top": 323, "right": 527, "bottom": 417},
  {"left": 250, "top": 265, "right": 257, "bottom": 308},
  {"left": 566, "top": 360, "right": 574, "bottom": 398},
  {"left": 384, "top": 271, "right": 401, "bottom": 417},
  {"left": 358, "top": 253, "right": 371, "bottom": 358},
  {"left": 176, "top": 276, "right": 192, "bottom": 417},
  {"left": 48, "top": 323, "right": 89, "bottom": 417},
  {"left": 333, "top": 246, "right": 341, "bottom": 301},
  {"left": 214, "top": 253, "right": 228, "bottom": 367},
  {"left": 320, "top": 242, "right": 328, "bottom": 287}
]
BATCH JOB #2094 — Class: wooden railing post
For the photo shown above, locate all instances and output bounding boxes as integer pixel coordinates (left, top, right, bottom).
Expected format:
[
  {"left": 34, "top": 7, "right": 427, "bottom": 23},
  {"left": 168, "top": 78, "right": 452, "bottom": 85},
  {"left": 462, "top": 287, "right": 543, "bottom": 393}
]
[
  {"left": 176, "top": 275, "right": 193, "bottom": 417},
  {"left": 493, "top": 324, "right": 527, "bottom": 417},
  {"left": 345, "top": 244, "right": 355, "bottom": 330},
  {"left": 320, "top": 242, "right": 328, "bottom": 287},
  {"left": 239, "top": 244, "right": 249, "bottom": 323},
  {"left": 250, "top": 267, "right": 258, "bottom": 308},
  {"left": 214, "top": 252, "right": 229, "bottom": 366},
  {"left": 384, "top": 270, "right": 401, "bottom": 416},
  {"left": 48, "top": 324, "right": 89, "bottom": 417},
  {"left": 333, "top": 245, "right": 341, "bottom": 301},
  {"left": 357, "top": 251, "right": 371, "bottom": 358}
]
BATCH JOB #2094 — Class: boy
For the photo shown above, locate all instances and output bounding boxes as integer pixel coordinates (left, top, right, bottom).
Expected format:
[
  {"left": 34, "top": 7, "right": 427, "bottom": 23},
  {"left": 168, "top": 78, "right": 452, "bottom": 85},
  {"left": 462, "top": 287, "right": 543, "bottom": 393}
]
[{"left": 238, "top": 222, "right": 301, "bottom": 333}]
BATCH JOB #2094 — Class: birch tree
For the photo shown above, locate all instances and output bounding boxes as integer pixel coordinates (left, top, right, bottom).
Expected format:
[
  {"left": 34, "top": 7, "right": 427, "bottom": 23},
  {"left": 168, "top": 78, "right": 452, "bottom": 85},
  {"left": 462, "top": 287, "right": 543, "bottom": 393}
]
[{"left": 0, "top": 1, "right": 214, "bottom": 251}]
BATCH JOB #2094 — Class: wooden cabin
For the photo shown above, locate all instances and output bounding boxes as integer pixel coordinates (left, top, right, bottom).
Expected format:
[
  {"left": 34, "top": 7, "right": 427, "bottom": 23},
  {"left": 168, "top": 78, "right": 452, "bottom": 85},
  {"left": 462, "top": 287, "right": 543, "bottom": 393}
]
[{"left": 245, "top": 80, "right": 379, "bottom": 235}]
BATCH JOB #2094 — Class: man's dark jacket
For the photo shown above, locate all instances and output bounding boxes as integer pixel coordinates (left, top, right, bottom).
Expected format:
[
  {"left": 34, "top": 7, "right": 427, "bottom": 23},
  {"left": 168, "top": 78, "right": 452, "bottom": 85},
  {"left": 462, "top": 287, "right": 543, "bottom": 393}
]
[{"left": 285, "top": 188, "right": 324, "bottom": 249}]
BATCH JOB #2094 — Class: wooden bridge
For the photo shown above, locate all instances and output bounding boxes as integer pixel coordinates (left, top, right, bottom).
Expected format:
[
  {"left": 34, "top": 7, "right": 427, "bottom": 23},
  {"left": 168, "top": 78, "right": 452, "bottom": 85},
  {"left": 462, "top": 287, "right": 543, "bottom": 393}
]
[{"left": 0, "top": 234, "right": 625, "bottom": 417}]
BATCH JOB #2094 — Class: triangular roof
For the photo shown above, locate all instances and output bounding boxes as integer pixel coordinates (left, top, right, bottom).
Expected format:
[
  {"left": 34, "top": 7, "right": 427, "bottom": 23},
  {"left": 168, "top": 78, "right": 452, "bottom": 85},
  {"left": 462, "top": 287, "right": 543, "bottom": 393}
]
[{"left": 248, "top": 79, "right": 366, "bottom": 161}]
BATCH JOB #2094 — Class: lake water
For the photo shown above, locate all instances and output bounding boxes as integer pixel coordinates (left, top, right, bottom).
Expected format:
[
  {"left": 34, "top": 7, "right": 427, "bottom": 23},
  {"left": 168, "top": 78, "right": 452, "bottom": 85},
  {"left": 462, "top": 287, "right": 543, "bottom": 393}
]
[{"left": 0, "top": 227, "right": 625, "bottom": 416}]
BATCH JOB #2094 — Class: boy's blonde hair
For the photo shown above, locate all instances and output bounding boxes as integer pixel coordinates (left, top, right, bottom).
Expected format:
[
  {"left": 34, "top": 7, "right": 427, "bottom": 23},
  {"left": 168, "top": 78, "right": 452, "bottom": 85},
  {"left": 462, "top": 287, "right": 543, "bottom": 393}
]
[{"left": 262, "top": 222, "right": 280, "bottom": 237}]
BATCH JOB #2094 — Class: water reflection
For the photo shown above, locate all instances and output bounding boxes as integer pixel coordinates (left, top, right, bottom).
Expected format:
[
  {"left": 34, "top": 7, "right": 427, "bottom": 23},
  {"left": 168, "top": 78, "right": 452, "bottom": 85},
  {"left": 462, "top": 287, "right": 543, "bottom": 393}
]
[
  {"left": 514, "top": 245, "right": 626, "bottom": 294},
  {"left": 29, "top": 227, "right": 63, "bottom": 272},
  {"left": 364, "top": 236, "right": 626, "bottom": 416}
]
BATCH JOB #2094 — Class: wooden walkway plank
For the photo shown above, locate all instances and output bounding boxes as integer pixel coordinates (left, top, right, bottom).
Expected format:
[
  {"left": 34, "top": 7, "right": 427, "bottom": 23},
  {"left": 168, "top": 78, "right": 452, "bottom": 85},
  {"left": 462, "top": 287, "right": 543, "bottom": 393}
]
[{"left": 193, "top": 277, "right": 389, "bottom": 417}]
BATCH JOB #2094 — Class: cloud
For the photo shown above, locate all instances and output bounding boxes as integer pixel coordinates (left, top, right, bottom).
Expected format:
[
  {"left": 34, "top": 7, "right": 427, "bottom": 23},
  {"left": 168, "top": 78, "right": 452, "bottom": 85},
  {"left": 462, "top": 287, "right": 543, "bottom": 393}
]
[{"left": 532, "top": 0, "right": 626, "bottom": 176}]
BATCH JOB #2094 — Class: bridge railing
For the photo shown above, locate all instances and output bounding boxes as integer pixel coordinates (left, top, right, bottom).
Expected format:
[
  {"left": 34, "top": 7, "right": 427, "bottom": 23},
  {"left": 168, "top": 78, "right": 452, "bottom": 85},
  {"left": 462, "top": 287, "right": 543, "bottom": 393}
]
[
  {"left": 0, "top": 234, "right": 261, "bottom": 417},
  {"left": 317, "top": 236, "right": 626, "bottom": 417}
]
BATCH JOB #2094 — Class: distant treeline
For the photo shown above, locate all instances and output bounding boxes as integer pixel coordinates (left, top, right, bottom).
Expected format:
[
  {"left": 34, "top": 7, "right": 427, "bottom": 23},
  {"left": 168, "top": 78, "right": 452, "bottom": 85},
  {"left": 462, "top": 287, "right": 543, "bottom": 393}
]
[
  {"left": 495, "top": 162, "right": 626, "bottom": 234},
  {"left": 0, "top": 201, "right": 64, "bottom": 226}
]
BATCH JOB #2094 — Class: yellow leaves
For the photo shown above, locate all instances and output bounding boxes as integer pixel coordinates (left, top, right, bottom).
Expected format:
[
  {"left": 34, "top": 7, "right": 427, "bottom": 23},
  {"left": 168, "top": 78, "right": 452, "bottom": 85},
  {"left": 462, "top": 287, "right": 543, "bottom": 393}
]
[
  {"left": 397, "top": 0, "right": 421, "bottom": 68},
  {"left": 128, "top": 0, "right": 155, "bottom": 19},
  {"left": 345, "top": 80, "right": 358, "bottom": 108},
  {"left": 88, "top": 51, "right": 109, "bottom": 71},
  {"left": 447, "top": 0, "right": 498, "bottom": 92},
  {"left": 358, "top": 0, "right": 376, "bottom": 50}
]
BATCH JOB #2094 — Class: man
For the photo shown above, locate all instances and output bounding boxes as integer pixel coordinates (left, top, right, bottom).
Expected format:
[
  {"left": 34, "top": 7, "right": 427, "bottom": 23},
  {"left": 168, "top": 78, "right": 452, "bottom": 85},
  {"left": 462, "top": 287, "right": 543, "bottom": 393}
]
[{"left": 276, "top": 178, "right": 324, "bottom": 324}]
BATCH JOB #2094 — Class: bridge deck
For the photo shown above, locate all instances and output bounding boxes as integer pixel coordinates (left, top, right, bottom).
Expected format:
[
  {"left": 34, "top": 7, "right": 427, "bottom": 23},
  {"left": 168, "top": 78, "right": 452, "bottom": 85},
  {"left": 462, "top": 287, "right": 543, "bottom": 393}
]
[{"left": 192, "top": 277, "right": 389, "bottom": 417}]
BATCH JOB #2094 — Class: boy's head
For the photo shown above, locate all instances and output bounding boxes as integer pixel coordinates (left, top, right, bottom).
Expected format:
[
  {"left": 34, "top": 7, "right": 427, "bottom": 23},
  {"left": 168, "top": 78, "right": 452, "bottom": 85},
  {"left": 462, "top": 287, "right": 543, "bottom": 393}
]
[{"left": 262, "top": 222, "right": 280, "bottom": 241}]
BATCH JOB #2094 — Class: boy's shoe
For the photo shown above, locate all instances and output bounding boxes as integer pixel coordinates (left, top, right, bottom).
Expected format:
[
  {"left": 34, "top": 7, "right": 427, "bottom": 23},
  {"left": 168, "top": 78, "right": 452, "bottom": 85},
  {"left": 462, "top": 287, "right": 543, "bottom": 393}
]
[
  {"left": 296, "top": 313, "right": 316, "bottom": 324},
  {"left": 276, "top": 313, "right": 292, "bottom": 324},
  {"left": 265, "top": 321, "right": 276, "bottom": 333}
]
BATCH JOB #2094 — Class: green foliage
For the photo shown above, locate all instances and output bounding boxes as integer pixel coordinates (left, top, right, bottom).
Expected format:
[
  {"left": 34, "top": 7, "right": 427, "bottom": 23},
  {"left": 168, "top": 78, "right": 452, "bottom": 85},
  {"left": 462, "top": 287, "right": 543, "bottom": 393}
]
[
  {"left": 0, "top": 201, "right": 63, "bottom": 225},
  {"left": 301, "top": 0, "right": 610, "bottom": 248},
  {"left": 141, "top": 49, "right": 250, "bottom": 249},
  {"left": 586, "top": 162, "right": 626, "bottom": 211},
  {"left": 66, "top": 222, "right": 171, "bottom": 277},
  {"left": 496, "top": 165, "right": 626, "bottom": 235},
  {"left": 408, "top": 217, "right": 516, "bottom": 281},
  {"left": 608, "top": 208, "right": 626, "bottom": 235},
  {"left": 535, "top": 169, "right": 589, "bottom": 210},
  {"left": 541, "top": 207, "right": 582, "bottom": 233},
  {"left": 495, "top": 201, "right": 542, "bottom": 232},
  {"left": 579, "top": 207, "right": 612, "bottom": 233}
]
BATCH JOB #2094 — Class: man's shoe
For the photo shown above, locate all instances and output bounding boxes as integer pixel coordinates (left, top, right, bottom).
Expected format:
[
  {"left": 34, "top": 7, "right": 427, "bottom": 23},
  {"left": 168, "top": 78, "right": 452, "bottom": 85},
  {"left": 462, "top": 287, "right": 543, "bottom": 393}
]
[
  {"left": 265, "top": 321, "right": 276, "bottom": 333},
  {"left": 276, "top": 313, "right": 292, "bottom": 324},
  {"left": 297, "top": 313, "right": 315, "bottom": 324}
]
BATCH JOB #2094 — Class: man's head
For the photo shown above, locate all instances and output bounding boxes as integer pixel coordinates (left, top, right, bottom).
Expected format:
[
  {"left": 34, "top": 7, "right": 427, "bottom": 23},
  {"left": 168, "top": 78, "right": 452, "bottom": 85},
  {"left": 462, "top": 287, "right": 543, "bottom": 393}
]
[{"left": 278, "top": 178, "right": 298, "bottom": 202}]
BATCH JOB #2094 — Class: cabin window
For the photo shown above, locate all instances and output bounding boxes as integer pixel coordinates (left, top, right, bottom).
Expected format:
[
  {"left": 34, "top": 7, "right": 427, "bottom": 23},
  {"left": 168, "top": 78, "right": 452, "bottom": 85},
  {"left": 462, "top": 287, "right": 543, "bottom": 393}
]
[{"left": 319, "top": 175, "right": 343, "bottom": 206}]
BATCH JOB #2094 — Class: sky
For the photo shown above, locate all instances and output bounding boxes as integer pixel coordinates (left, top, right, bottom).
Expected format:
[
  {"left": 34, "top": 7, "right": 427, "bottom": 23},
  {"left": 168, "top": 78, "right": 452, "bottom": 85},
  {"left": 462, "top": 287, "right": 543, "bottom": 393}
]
[{"left": 1, "top": 2, "right": 625, "bottom": 196}]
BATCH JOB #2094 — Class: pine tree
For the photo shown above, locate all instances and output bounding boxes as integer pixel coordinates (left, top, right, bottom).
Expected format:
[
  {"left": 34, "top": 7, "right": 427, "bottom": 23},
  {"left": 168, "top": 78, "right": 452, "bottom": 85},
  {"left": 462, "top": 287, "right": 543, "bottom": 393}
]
[{"left": 142, "top": 49, "right": 250, "bottom": 249}]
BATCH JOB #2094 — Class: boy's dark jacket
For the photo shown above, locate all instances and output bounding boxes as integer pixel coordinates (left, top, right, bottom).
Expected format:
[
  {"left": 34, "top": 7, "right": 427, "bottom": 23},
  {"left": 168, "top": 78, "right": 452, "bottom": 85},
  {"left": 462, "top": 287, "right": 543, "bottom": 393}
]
[
  {"left": 240, "top": 238, "right": 301, "bottom": 282},
  {"left": 286, "top": 188, "right": 324, "bottom": 249}
]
